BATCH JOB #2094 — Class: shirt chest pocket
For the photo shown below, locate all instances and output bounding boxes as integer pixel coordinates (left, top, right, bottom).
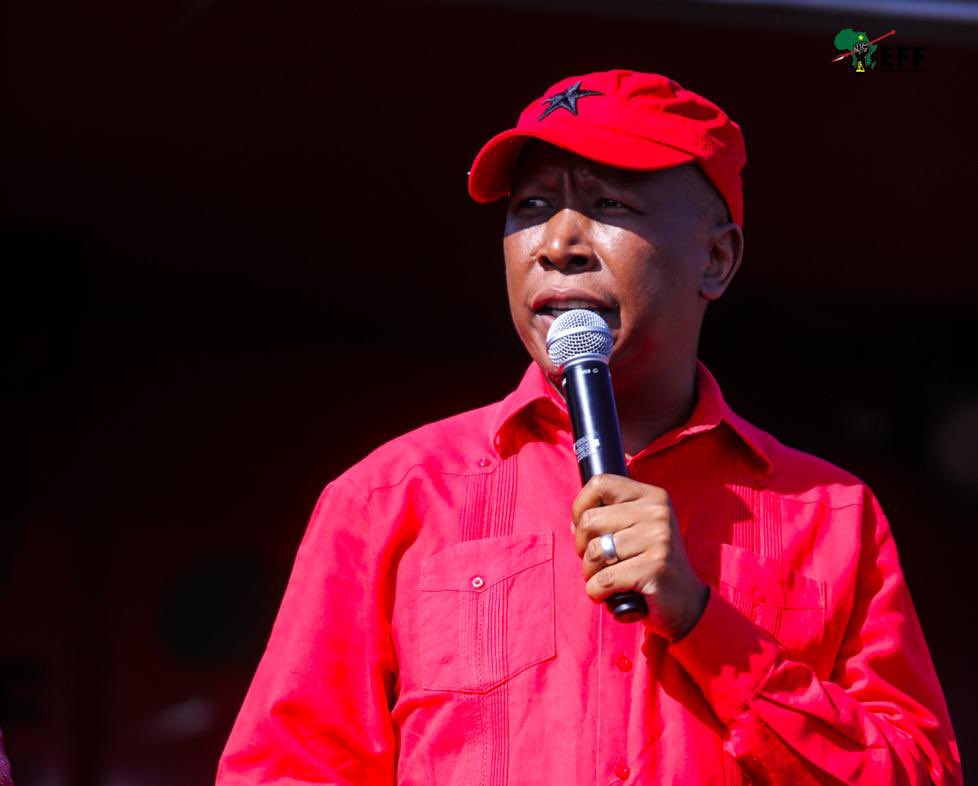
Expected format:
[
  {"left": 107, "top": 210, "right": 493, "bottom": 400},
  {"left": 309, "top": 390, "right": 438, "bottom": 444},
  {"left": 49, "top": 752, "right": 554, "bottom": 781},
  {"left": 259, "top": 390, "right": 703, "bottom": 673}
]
[
  {"left": 687, "top": 538, "right": 826, "bottom": 666},
  {"left": 419, "top": 532, "right": 556, "bottom": 694}
]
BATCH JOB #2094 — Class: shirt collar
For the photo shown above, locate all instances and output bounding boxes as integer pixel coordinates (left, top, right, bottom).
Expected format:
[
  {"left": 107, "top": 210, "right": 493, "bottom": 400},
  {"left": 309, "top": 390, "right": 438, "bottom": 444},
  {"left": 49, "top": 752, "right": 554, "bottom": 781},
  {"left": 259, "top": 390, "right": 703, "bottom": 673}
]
[{"left": 490, "top": 359, "right": 774, "bottom": 475}]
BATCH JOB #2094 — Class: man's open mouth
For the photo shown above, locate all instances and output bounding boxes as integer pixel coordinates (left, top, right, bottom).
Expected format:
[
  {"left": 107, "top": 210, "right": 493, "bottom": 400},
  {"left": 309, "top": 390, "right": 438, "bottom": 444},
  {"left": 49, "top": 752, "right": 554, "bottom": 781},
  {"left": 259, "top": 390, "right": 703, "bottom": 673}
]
[{"left": 531, "top": 293, "right": 620, "bottom": 329}]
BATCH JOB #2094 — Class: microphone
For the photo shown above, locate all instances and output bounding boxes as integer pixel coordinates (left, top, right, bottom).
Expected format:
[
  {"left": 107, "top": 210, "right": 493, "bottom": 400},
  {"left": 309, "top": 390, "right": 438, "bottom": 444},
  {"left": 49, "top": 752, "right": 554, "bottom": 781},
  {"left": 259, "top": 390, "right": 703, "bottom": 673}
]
[{"left": 546, "top": 309, "right": 649, "bottom": 624}]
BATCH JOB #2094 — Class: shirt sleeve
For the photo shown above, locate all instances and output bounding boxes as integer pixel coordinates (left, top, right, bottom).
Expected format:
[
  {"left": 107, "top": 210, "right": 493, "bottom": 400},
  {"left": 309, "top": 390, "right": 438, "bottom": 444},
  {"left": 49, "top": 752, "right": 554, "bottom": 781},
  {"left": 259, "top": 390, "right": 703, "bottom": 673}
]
[
  {"left": 216, "top": 478, "right": 397, "bottom": 786},
  {"left": 668, "top": 489, "right": 962, "bottom": 786}
]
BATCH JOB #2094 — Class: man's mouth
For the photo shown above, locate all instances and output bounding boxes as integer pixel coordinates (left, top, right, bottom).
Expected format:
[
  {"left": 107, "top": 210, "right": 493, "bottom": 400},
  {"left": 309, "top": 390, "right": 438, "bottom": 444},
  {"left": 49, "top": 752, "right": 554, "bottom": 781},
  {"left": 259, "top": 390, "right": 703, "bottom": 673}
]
[{"left": 531, "top": 293, "right": 620, "bottom": 329}]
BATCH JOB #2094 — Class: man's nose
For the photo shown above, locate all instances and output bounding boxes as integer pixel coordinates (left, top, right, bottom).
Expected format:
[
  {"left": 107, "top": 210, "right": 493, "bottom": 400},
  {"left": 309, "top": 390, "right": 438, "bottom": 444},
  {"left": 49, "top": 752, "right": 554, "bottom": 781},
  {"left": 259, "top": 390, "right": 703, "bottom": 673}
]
[{"left": 533, "top": 208, "right": 598, "bottom": 272}]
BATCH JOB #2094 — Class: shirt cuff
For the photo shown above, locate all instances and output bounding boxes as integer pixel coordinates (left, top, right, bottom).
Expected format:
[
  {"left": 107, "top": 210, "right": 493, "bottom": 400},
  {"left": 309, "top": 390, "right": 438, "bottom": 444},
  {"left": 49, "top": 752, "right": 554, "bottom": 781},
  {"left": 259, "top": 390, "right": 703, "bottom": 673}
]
[{"left": 667, "top": 587, "right": 782, "bottom": 726}]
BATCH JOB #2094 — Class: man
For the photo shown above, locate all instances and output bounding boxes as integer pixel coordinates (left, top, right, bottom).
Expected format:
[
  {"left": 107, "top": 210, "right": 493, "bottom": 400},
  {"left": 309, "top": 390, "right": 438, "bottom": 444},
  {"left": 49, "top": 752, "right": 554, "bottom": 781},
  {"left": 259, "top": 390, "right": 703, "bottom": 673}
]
[{"left": 216, "top": 70, "right": 961, "bottom": 784}]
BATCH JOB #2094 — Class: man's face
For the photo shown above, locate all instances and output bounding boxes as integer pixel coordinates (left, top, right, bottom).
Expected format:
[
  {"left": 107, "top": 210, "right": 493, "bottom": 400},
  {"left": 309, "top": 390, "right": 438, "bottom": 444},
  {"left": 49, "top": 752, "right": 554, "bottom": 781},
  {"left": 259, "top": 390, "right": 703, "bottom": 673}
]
[{"left": 503, "top": 142, "right": 726, "bottom": 394}]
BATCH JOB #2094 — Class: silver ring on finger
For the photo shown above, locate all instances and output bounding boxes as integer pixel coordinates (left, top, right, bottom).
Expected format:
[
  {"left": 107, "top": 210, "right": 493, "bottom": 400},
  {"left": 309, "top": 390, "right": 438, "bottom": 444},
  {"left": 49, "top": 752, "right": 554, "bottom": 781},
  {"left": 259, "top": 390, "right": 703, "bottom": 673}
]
[{"left": 599, "top": 532, "right": 620, "bottom": 565}]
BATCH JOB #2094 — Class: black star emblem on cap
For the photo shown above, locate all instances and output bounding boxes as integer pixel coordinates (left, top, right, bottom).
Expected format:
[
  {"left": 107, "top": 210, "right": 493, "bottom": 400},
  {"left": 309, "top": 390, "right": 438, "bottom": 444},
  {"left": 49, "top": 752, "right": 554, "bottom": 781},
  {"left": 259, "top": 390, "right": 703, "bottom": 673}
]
[{"left": 538, "top": 81, "right": 603, "bottom": 121}]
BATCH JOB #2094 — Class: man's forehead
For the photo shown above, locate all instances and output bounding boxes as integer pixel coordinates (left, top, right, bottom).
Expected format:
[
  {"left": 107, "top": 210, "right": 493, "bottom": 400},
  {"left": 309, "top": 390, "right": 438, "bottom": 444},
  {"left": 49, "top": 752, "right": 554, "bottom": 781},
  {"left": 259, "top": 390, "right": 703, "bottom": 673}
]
[{"left": 511, "top": 140, "right": 685, "bottom": 190}]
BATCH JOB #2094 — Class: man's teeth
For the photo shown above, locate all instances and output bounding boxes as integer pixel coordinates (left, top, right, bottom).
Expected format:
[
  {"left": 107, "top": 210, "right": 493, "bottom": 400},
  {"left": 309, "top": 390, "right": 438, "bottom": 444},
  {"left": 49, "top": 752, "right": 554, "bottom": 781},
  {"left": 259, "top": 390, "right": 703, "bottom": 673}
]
[{"left": 545, "top": 301, "right": 608, "bottom": 312}]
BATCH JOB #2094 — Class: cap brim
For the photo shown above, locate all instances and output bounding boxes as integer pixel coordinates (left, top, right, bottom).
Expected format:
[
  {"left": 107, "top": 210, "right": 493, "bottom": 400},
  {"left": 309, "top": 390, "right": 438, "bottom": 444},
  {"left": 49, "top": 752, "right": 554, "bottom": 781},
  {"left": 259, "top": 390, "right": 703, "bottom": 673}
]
[{"left": 467, "top": 125, "right": 696, "bottom": 203}]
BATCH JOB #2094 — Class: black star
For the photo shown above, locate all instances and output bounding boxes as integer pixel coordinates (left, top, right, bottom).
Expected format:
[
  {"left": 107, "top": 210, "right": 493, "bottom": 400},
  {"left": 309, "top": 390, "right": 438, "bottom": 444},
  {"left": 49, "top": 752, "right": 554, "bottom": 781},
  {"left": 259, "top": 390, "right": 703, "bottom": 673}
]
[{"left": 538, "top": 81, "right": 603, "bottom": 121}]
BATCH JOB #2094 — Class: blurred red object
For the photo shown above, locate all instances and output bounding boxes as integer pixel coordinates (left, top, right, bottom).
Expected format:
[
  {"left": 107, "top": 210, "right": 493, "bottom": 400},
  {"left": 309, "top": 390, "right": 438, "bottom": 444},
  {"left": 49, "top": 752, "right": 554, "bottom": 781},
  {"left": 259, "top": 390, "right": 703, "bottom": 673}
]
[{"left": 0, "top": 729, "right": 12, "bottom": 786}]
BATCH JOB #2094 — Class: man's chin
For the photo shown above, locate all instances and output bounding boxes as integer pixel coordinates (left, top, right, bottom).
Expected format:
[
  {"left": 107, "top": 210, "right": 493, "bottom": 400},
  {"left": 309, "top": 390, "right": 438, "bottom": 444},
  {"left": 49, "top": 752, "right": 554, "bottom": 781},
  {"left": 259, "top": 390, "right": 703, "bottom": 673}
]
[
  {"left": 520, "top": 316, "right": 623, "bottom": 385},
  {"left": 529, "top": 321, "right": 624, "bottom": 369}
]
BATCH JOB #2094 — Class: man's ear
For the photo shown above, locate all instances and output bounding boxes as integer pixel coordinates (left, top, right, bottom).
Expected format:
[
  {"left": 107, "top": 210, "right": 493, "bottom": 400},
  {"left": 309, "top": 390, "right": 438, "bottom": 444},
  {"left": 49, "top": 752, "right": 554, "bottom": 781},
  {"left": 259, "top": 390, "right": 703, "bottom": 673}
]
[{"left": 700, "top": 222, "right": 743, "bottom": 301}]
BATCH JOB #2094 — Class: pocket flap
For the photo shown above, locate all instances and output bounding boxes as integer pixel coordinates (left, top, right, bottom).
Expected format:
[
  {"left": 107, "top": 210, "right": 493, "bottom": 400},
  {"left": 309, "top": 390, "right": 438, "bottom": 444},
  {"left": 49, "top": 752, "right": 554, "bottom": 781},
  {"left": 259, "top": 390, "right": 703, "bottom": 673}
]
[
  {"left": 686, "top": 537, "right": 823, "bottom": 610},
  {"left": 422, "top": 532, "right": 554, "bottom": 592}
]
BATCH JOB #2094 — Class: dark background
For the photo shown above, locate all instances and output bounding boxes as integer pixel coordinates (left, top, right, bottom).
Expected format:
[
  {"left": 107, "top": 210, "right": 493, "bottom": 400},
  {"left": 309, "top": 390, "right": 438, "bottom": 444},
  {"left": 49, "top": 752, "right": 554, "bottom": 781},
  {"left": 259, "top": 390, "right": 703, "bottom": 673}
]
[{"left": 2, "top": 0, "right": 976, "bottom": 783}]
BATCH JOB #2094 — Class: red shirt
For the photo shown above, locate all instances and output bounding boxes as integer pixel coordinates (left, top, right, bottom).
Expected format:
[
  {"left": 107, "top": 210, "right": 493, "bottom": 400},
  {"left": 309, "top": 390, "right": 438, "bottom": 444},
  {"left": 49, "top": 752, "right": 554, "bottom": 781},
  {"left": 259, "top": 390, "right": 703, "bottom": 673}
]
[{"left": 217, "top": 360, "right": 961, "bottom": 785}]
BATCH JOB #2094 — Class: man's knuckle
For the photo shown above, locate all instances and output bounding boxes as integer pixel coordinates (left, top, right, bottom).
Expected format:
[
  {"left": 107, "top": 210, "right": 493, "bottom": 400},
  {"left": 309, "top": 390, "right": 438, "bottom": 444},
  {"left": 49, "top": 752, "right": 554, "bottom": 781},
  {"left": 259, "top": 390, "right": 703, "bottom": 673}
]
[
  {"left": 649, "top": 486, "right": 670, "bottom": 505},
  {"left": 653, "top": 503, "right": 671, "bottom": 522}
]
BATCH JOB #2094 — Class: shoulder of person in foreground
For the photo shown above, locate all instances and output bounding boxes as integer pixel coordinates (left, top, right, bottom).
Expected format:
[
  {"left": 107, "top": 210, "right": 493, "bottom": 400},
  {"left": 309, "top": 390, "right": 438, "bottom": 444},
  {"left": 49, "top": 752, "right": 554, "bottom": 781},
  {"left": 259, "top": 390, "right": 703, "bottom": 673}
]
[{"left": 0, "top": 730, "right": 12, "bottom": 786}]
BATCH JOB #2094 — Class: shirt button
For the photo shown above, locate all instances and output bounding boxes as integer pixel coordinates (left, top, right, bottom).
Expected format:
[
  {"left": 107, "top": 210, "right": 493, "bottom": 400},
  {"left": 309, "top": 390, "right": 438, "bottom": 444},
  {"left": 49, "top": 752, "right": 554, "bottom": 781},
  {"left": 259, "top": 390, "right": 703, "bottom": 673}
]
[
  {"left": 471, "top": 576, "right": 485, "bottom": 589},
  {"left": 613, "top": 762, "right": 630, "bottom": 780},
  {"left": 615, "top": 654, "right": 633, "bottom": 672},
  {"left": 753, "top": 589, "right": 767, "bottom": 604},
  {"left": 477, "top": 456, "right": 491, "bottom": 468}
]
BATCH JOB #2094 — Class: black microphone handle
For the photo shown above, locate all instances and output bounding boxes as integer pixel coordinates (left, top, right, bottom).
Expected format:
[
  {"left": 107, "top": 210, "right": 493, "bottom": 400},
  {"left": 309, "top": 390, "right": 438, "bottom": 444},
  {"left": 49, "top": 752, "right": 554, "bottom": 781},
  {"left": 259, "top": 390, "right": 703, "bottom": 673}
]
[{"left": 562, "top": 359, "right": 649, "bottom": 624}]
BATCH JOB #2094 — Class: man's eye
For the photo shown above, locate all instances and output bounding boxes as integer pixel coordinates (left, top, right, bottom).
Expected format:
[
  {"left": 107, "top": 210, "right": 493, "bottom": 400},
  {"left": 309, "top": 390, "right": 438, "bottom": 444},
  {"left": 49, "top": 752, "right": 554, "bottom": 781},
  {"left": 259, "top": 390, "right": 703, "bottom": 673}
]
[
  {"left": 596, "top": 197, "right": 630, "bottom": 210},
  {"left": 517, "top": 197, "right": 549, "bottom": 209}
]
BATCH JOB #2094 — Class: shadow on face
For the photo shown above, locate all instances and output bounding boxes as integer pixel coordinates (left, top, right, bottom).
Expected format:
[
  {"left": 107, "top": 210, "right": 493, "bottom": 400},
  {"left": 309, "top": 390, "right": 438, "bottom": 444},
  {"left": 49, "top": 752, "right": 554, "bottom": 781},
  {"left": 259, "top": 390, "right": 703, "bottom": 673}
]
[{"left": 503, "top": 140, "right": 730, "bottom": 242}]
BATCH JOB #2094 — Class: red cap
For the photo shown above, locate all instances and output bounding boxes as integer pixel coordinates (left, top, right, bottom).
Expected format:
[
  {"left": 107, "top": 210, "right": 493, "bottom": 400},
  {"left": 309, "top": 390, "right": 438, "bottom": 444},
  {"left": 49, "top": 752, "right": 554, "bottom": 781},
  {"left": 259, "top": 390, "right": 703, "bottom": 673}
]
[{"left": 467, "top": 70, "right": 746, "bottom": 226}]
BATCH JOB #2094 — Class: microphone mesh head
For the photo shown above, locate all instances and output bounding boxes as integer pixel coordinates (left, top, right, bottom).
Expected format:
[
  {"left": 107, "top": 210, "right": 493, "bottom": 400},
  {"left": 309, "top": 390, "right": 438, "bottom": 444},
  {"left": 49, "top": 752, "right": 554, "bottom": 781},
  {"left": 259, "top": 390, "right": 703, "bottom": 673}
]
[{"left": 546, "top": 309, "right": 613, "bottom": 368}]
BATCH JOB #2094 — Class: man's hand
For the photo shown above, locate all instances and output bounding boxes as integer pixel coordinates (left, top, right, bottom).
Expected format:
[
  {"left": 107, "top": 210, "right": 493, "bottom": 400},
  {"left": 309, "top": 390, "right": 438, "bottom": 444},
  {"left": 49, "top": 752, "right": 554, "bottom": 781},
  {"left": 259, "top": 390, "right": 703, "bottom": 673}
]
[{"left": 571, "top": 474, "right": 709, "bottom": 642}]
